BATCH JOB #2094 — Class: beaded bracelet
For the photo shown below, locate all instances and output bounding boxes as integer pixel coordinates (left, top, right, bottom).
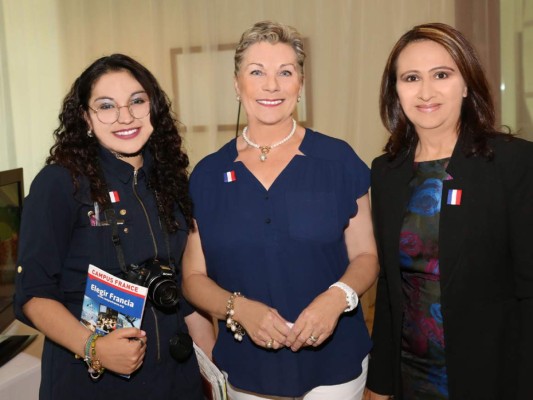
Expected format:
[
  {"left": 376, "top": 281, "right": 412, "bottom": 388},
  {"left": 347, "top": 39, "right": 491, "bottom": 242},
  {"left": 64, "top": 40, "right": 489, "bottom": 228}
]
[
  {"left": 83, "top": 332, "right": 98, "bottom": 361},
  {"left": 73, "top": 332, "right": 96, "bottom": 363},
  {"left": 75, "top": 332, "right": 105, "bottom": 380},
  {"left": 226, "top": 292, "right": 246, "bottom": 341},
  {"left": 87, "top": 334, "right": 105, "bottom": 380}
]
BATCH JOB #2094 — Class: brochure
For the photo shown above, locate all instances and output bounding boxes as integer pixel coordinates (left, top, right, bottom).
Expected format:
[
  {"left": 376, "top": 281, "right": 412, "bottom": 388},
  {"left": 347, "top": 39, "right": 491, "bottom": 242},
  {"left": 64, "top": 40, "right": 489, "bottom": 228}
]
[
  {"left": 193, "top": 342, "right": 227, "bottom": 400},
  {"left": 80, "top": 264, "right": 148, "bottom": 335}
]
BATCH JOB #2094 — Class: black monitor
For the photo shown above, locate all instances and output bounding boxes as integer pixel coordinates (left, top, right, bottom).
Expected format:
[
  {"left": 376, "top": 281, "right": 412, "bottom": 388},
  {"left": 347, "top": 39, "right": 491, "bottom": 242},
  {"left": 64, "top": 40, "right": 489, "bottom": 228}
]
[{"left": 0, "top": 168, "right": 24, "bottom": 334}]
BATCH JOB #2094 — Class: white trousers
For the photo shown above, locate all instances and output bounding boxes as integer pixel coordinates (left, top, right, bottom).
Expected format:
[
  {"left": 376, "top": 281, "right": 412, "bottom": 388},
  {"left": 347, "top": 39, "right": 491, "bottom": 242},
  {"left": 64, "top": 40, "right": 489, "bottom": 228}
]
[{"left": 226, "top": 355, "right": 368, "bottom": 400}]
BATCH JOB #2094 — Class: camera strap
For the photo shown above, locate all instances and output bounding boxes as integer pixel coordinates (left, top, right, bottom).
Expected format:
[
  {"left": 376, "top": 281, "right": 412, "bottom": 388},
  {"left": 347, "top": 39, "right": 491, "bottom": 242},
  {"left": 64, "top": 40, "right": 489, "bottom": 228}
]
[
  {"left": 104, "top": 195, "right": 174, "bottom": 273},
  {"left": 104, "top": 208, "right": 128, "bottom": 274},
  {"left": 97, "top": 157, "right": 173, "bottom": 272}
]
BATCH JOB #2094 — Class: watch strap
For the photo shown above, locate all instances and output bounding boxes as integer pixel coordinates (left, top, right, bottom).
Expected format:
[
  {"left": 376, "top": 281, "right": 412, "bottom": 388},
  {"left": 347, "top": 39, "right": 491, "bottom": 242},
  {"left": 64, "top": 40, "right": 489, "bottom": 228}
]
[{"left": 329, "top": 281, "right": 359, "bottom": 312}]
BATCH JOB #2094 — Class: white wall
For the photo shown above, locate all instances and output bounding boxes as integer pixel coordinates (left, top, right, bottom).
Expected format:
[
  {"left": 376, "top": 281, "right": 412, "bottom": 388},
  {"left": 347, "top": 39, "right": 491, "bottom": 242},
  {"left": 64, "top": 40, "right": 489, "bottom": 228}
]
[
  {"left": 1, "top": 0, "right": 64, "bottom": 181},
  {"left": 1, "top": 0, "right": 455, "bottom": 190},
  {"left": 501, "top": 0, "right": 533, "bottom": 139}
]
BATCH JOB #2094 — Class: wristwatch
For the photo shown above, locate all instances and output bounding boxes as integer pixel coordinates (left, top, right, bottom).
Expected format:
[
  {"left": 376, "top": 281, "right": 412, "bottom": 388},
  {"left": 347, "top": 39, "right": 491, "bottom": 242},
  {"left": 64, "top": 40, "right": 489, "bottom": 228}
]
[{"left": 329, "top": 281, "right": 359, "bottom": 312}]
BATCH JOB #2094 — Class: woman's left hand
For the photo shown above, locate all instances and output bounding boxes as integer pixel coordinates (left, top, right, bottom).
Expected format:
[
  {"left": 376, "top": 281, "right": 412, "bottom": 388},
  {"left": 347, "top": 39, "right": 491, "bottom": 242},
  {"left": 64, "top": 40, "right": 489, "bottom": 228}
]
[{"left": 284, "top": 288, "right": 346, "bottom": 351}]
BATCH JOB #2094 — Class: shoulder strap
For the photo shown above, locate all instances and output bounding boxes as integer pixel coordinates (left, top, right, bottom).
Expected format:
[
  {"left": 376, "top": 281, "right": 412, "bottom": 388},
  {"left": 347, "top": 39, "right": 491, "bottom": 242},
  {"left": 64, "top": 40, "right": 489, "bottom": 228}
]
[{"left": 104, "top": 208, "right": 128, "bottom": 273}]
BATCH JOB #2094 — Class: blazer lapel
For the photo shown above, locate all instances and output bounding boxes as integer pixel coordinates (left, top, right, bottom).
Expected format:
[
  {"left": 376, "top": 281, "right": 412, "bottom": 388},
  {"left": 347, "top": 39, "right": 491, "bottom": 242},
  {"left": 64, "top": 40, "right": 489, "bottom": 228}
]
[{"left": 439, "top": 142, "right": 471, "bottom": 291}]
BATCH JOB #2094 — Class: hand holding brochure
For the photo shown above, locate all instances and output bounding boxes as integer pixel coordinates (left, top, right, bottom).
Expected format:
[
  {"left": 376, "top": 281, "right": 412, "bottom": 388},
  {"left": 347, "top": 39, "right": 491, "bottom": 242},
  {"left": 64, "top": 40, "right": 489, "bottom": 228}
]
[
  {"left": 80, "top": 264, "right": 148, "bottom": 335},
  {"left": 193, "top": 342, "right": 227, "bottom": 400}
]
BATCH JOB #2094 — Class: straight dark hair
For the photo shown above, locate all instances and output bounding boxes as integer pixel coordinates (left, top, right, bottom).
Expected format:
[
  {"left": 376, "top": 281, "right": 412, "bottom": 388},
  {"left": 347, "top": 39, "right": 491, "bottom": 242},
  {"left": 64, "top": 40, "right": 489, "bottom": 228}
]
[{"left": 380, "top": 22, "right": 506, "bottom": 160}]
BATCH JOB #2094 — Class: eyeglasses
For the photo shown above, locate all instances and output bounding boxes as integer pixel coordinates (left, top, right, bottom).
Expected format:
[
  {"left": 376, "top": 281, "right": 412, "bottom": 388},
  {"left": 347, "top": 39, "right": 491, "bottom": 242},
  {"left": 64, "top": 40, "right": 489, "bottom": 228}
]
[{"left": 88, "top": 95, "right": 151, "bottom": 124}]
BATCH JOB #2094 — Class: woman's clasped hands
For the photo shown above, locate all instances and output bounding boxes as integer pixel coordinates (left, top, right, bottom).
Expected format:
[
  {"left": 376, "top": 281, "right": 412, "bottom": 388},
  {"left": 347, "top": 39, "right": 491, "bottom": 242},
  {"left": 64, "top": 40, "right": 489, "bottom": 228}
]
[{"left": 235, "top": 288, "right": 346, "bottom": 352}]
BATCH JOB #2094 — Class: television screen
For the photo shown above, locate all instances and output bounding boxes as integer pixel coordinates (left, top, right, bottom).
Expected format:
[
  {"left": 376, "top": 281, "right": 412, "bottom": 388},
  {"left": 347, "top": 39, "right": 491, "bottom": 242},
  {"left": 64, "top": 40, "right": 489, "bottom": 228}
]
[{"left": 0, "top": 168, "right": 24, "bottom": 333}]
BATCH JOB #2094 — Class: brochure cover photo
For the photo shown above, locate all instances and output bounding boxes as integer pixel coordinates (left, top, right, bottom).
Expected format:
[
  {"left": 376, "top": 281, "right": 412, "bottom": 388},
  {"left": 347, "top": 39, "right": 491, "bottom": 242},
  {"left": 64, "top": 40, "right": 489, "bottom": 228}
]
[{"left": 81, "top": 264, "right": 148, "bottom": 335}]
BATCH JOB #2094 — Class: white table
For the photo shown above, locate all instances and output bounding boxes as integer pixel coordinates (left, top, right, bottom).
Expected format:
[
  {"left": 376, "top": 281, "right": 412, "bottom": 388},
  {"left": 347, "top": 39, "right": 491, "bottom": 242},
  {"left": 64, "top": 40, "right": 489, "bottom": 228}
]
[{"left": 0, "top": 321, "right": 43, "bottom": 400}]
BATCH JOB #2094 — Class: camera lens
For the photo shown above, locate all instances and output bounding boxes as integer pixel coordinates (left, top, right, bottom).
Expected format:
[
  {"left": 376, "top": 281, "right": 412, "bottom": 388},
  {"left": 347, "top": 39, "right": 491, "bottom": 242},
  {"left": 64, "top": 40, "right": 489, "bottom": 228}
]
[
  {"left": 124, "top": 260, "right": 181, "bottom": 309},
  {"left": 150, "top": 278, "right": 180, "bottom": 308}
]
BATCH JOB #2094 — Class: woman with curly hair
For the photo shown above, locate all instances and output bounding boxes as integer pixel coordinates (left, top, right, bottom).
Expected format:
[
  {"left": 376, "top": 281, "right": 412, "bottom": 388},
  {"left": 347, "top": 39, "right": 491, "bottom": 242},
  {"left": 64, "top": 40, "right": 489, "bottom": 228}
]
[{"left": 14, "top": 54, "right": 212, "bottom": 400}]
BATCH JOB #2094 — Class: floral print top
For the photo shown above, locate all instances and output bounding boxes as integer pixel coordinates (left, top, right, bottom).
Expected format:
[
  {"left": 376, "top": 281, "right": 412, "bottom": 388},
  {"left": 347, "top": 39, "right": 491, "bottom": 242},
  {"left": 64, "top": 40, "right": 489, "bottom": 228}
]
[{"left": 399, "top": 158, "right": 450, "bottom": 399}]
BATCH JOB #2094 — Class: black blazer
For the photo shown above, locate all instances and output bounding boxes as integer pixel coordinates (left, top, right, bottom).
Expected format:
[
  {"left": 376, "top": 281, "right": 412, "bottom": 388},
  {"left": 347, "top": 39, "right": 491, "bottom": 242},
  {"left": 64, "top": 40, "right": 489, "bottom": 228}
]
[{"left": 366, "top": 135, "right": 533, "bottom": 400}]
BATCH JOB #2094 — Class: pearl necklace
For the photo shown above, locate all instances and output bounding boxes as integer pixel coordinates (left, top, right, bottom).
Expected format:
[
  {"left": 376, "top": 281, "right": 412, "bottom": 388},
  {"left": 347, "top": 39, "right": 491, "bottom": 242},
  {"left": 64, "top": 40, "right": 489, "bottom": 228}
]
[{"left": 241, "top": 118, "right": 297, "bottom": 162}]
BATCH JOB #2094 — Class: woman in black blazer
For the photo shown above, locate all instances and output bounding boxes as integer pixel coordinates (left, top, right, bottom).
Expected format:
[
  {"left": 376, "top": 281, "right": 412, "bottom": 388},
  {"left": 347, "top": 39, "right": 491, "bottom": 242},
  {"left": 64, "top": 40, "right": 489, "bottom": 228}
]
[{"left": 365, "top": 23, "right": 533, "bottom": 400}]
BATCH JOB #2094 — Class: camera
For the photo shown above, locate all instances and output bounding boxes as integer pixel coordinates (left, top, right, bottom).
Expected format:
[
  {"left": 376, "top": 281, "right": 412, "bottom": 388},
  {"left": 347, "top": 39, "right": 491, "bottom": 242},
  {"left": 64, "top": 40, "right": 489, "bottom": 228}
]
[{"left": 124, "top": 259, "right": 180, "bottom": 309}]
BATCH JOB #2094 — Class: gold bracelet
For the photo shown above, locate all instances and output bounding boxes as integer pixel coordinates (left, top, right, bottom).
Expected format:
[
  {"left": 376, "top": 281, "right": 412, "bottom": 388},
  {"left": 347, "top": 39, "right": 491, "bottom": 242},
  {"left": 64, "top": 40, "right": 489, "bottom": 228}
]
[{"left": 226, "top": 292, "right": 246, "bottom": 341}]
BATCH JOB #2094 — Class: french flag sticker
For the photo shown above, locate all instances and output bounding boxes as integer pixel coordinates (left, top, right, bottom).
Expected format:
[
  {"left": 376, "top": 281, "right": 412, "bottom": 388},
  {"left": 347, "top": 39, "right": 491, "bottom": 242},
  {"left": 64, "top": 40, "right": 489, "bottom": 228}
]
[
  {"left": 109, "top": 191, "right": 120, "bottom": 203},
  {"left": 223, "top": 171, "right": 237, "bottom": 183},
  {"left": 447, "top": 189, "right": 462, "bottom": 206}
]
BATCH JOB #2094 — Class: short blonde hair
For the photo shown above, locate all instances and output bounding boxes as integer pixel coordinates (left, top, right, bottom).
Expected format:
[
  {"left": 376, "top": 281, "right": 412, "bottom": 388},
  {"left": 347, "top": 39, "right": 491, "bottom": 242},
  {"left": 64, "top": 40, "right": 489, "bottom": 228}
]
[{"left": 234, "top": 20, "right": 305, "bottom": 80}]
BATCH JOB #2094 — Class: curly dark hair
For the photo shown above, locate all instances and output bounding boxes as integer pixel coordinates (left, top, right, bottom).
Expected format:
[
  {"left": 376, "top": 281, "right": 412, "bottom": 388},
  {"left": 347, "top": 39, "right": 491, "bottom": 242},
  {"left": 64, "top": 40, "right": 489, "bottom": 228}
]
[
  {"left": 380, "top": 22, "right": 507, "bottom": 160},
  {"left": 46, "top": 53, "right": 193, "bottom": 233}
]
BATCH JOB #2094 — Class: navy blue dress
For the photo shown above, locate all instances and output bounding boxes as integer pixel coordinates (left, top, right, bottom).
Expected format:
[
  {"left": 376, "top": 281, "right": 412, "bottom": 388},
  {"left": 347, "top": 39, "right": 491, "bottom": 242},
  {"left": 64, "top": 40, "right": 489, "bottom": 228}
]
[
  {"left": 14, "top": 147, "right": 203, "bottom": 400},
  {"left": 190, "top": 128, "right": 372, "bottom": 397}
]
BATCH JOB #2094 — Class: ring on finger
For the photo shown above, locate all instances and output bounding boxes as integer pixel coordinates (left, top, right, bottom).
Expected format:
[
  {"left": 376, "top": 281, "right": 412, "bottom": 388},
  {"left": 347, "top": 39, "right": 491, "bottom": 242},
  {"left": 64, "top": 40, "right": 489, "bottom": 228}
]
[
  {"left": 266, "top": 339, "right": 274, "bottom": 349},
  {"left": 309, "top": 335, "right": 318, "bottom": 343}
]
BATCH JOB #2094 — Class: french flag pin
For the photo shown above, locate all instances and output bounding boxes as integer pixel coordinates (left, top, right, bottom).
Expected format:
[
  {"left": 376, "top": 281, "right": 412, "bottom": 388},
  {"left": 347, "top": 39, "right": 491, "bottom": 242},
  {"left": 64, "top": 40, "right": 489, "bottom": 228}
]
[
  {"left": 223, "top": 171, "right": 237, "bottom": 183},
  {"left": 109, "top": 191, "right": 120, "bottom": 203},
  {"left": 447, "top": 189, "right": 462, "bottom": 206}
]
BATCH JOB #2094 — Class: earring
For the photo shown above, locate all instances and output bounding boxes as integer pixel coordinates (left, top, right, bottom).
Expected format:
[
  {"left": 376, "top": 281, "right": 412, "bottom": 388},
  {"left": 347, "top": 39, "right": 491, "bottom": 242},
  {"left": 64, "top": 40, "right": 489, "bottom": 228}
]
[
  {"left": 297, "top": 95, "right": 301, "bottom": 103},
  {"left": 87, "top": 129, "right": 93, "bottom": 137},
  {"left": 236, "top": 95, "right": 241, "bottom": 102}
]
